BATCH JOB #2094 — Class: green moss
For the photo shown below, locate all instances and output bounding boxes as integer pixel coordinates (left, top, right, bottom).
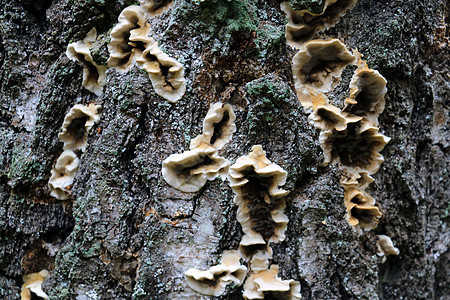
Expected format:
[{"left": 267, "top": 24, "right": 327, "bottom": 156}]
[
  {"left": 8, "top": 140, "right": 46, "bottom": 188},
  {"left": 246, "top": 77, "right": 291, "bottom": 104},
  {"left": 176, "top": 0, "right": 258, "bottom": 47},
  {"left": 255, "top": 24, "right": 285, "bottom": 59}
]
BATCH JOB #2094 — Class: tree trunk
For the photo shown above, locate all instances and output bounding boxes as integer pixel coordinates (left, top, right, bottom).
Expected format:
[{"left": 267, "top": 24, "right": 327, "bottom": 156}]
[{"left": 0, "top": 0, "right": 448, "bottom": 299}]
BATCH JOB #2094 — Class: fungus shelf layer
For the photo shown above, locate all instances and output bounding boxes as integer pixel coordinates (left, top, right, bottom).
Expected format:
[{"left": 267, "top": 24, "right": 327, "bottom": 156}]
[
  {"left": 184, "top": 250, "right": 247, "bottom": 296},
  {"left": 66, "top": 28, "right": 106, "bottom": 96},
  {"left": 161, "top": 102, "right": 236, "bottom": 192}
]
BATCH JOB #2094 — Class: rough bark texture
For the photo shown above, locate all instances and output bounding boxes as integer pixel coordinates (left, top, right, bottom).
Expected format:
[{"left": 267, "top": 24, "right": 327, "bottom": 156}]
[{"left": 0, "top": 0, "right": 448, "bottom": 299}]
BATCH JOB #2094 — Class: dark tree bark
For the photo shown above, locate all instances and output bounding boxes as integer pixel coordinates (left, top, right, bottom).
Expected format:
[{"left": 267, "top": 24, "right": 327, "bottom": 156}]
[{"left": 0, "top": 0, "right": 448, "bottom": 299}]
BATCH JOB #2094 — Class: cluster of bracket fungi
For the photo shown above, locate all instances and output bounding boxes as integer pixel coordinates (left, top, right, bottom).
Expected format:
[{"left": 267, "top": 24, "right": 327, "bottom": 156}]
[
  {"left": 36, "top": 0, "right": 402, "bottom": 298},
  {"left": 285, "top": 0, "right": 391, "bottom": 233},
  {"left": 52, "top": 0, "right": 182, "bottom": 200},
  {"left": 170, "top": 104, "right": 300, "bottom": 299},
  {"left": 161, "top": 0, "right": 400, "bottom": 298},
  {"left": 48, "top": 104, "right": 101, "bottom": 200},
  {"left": 66, "top": 0, "right": 185, "bottom": 103},
  {"left": 162, "top": 102, "right": 236, "bottom": 192}
]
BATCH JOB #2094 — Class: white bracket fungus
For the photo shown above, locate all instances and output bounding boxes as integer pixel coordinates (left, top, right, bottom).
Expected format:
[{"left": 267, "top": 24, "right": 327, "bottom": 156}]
[
  {"left": 66, "top": 28, "right": 107, "bottom": 96},
  {"left": 292, "top": 39, "right": 355, "bottom": 93},
  {"left": 58, "top": 103, "right": 102, "bottom": 152},
  {"left": 281, "top": 1, "right": 358, "bottom": 48},
  {"left": 108, "top": 5, "right": 151, "bottom": 72},
  {"left": 184, "top": 145, "right": 300, "bottom": 298},
  {"left": 49, "top": 103, "right": 101, "bottom": 200},
  {"left": 343, "top": 66, "right": 388, "bottom": 125},
  {"left": 243, "top": 265, "right": 301, "bottom": 300},
  {"left": 20, "top": 269, "right": 49, "bottom": 300},
  {"left": 376, "top": 235, "right": 400, "bottom": 263},
  {"left": 190, "top": 103, "right": 237, "bottom": 150},
  {"left": 108, "top": 3, "right": 186, "bottom": 102},
  {"left": 48, "top": 150, "right": 80, "bottom": 200},
  {"left": 321, "top": 120, "right": 390, "bottom": 173},
  {"left": 161, "top": 145, "right": 229, "bottom": 192},
  {"left": 290, "top": 37, "right": 390, "bottom": 231},
  {"left": 184, "top": 250, "right": 247, "bottom": 296},
  {"left": 344, "top": 187, "right": 381, "bottom": 230},
  {"left": 162, "top": 103, "right": 236, "bottom": 192},
  {"left": 136, "top": 42, "right": 186, "bottom": 103},
  {"left": 228, "top": 145, "right": 290, "bottom": 256}
]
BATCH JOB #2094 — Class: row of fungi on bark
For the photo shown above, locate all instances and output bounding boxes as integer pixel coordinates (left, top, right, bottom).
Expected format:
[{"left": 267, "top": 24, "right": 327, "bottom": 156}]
[
  {"left": 184, "top": 145, "right": 301, "bottom": 299},
  {"left": 291, "top": 38, "right": 389, "bottom": 232},
  {"left": 66, "top": 0, "right": 185, "bottom": 103},
  {"left": 161, "top": 104, "right": 300, "bottom": 298}
]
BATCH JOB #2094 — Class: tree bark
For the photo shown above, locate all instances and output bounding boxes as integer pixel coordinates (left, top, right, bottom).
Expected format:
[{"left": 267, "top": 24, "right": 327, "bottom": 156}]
[{"left": 0, "top": 0, "right": 448, "bottom": 299}]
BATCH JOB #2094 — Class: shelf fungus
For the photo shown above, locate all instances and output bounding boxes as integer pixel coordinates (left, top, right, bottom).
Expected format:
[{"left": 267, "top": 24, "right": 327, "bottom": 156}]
[
  {"left": 320, "top": 120, "right": 391, "bottom": 173},
  {"left": 58, "top": 103, "right": 102, "bottom": 152},
  {"left": 309, "top": 102, "right": 361, "bottom": 132},
  {"left": 162, "top": 103, "right": 235, "bottom": 192},
  {"left": 66, "top": 28, "right": 107, "bottom": 96},
  {"left": 343, "top": 67, "right": 388, "bottom": 125},
  {"left": 139, "top": 0, "right": 173, "bottom": 17},
  {"left": 20, "top": 269, "right": 49, "bottom": 300},
  {"left": 135, "top": 42, "right": 186, "bottom": 102},
  {"left": 340, "top": 169, "right": 374, "bottom": 190},
  {"left": 162, "top": 146, "right": 229, "bottom": 192},
  {"left": 376, "top": 235, "right": 400, "bottom": 263},
  {"left": 190, "top": 103, "right": 237, "bottom": 150},
  {"left": 228, "top": 145, "right": 290, "bottom": 257},
  {"left": 108, "top": 5, "right": 152, "bottom": 72},
  {"left": 344, "top": 188, "right": 381, "bottom": 230},
  {"left": 184, "top": 250, "right": 247, "bottom": 297},
  {"left": 243, "top": 265, "right": 301, "bottom": 300},
  {"left": 281, "top": 1, "right": 358, "bottom": 48},
  {"left": 292, "top": 39, "right": 355, "bottom": 93},
  {"left": 48, "top": 150, "right": 80, "bottom": 200}
]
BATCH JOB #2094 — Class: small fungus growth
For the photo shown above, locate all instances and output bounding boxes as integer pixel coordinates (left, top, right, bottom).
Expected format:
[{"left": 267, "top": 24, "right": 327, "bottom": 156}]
[
  {"left": 48, "top": 150, "right": 80, "bottom": 200},
  {"left": 161, "top": 146, "right": 229, "bottom": 192},
  {"left": 308, "top": 103, "right": 361, "bottom": 132},
  {"left": 136, "top": 42, "right": 186, "bottom": 103},
  {"left": 162, "top": 103, "right": 236, "bottom": 192},
  {"left": 190, "top": 103, "right": 237, "bottom": 150},
  {"left": 20, "top": 269, "right": 49, "bottom": 300},
  {"left": 184, "top": 250, "right": 247, "bottom": 296},
  {"left": 281, "top": 1, "right": 358, "bottom": 48},
  {"left": 344, "top": 187, "right": 381, "bottom": 230},
  {"left": 58, "top": 103, "right": 102, "bottom": 152},
  {"left": 376, "top": 235, "right": 400, "bottom": 263},
  {"left": 66, "top": 28, "right": 107, "bottom": 96},
  {"left": 292, "top": 39, "right": 355, "bottom": 93},
  {"left": 243, "top": 265, "right": 301, "bottom": 300},
  {"left": 340, "top": 169, "right": 374, "bottom": 190},
  {"left": 343, "top": 66, "right": 388, "bottom": 125}
]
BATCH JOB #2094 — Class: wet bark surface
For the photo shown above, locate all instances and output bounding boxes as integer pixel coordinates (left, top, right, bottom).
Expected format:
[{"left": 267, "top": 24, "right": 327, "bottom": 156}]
[{"left": 0, "top": 0, "right": 448, "bottom": 299}]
